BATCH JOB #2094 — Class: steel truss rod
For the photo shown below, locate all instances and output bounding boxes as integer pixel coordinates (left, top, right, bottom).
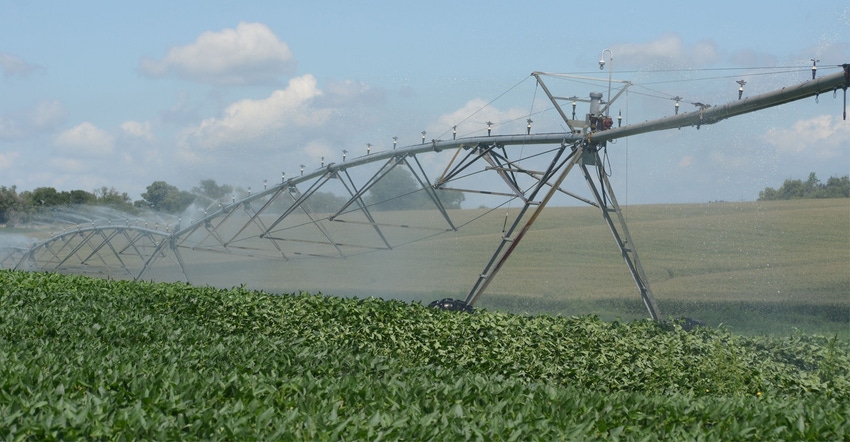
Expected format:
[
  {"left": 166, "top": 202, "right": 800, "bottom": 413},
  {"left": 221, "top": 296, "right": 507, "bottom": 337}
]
[
  {"left": 214, "top": 186, "right": 288, "bottom": 258},
  {"left": 54, "top": 229, "right": 106, "bottom": 270},
  {"left": 0, "top": 248, "right": 23, "bottom": 268},
  {"left": 436, "top": 187, "right": 518, "bottom": 198},
  {"left": 189, "top": 199, "right": 256, "bottom": 249},
  {"left": 188, "top": 245, "right": 288, "bottom": 260},
  {"left": 259, "top": 235, "right": 390, "bottom": 251},
  {"left": 534, "top": 73, "right": 577, "bottom": 133},
  {"left": 327, "top": 218, "right": 450, "bottom": 232},
  {"left": 17, "top": 226, "right": 166, "bottom": 270},
  {"left": 332, "top": 163, "right": 394, "bottom": 249},
  {"left": 77, "top": 228, "right": 133, "bottom": 274},
  {"left": 223, "top": 196, "right": 280, "bottom": 245},
  {"left": 406, "top": 155, "right": 457, "bottom": 231},
  {"left": 480, "top": 147, "right": 528, "bottom": 202},
  {"left": 170, "top": 236, "right": 192, "bottom": 283},
  {"left": 578, "top": 152, "right": 660, "bottom": 320},
  {"left": 465, "top": 142, "right": 580, "bottom": 306},
  {"left": 435, "top": 141, "right": 549, "bottom": 205},
  {"left": 26, "top": 231, "right": 74, "bottom": 268},
  {"left": 435, "top": 142, "right": 504, "bottom": 188},
  {"left": 332, "top": 171, "right": 394, "bottom": 241},
  {"left": 136, "top": 234, "right": 184, "bottom": 282},
  {"left": 331, "top": 156, "right": 403, "bottom": 219},
  {"left": 21, "top": 239, "right": 63, "bottom": 268},
  {"left": 177, "top": 216, "right": 226, "bottom": 251},
  {"left": 277, "top": 181, "right": 347, "bottom": 257},
  {"left": 529, "top": 171, "right": 597, "bottom": 206},
  {"left": 115, "top": 229, "right": 157, "bottom": 260},
  {"left": 257, "top": 178, "right": 325, "bottom": 236},
  {"left": 176, "top": 195, "right": 264, "bottom": 250},
  {"left": 599, "top": 84, "right": 631, "bottom": 117}
]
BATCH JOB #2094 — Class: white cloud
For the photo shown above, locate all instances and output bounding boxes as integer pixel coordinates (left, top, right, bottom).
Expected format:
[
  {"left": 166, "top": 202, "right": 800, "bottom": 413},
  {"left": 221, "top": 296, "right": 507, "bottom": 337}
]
[
  {"left": 0, "top": 52, "right": 42, "bottom": 77},
  {"left": 708, "top": 149, "right": 750, "bottom": 170},
  {"left": 121, "top": 120, "right": 154, "bottom": 141},
  {"left": 763, "top": 111, "right": 850, "bottom": 159},
  {"left": 0, "top": 100, "right": 67, "bottom": 140},
  {"left": 48, "top": 157, "right": 88, "bottom": 174},
  {"left": 0, "top": 151, "right": 20, "bottom": 170},
  {"left": 319, "top": 80, "right": 384, "bottom": 107},
  {"left": 728, "top": 48, "right": 777, "bottom": 68},
  {"left": 138, "top": 22, "right": 296, "bottom": 86},
  {"left": 159, "top": 91, "right": 199, "bottom": 125},
  {"left": 178, "top": 74, "right": 330, "bottom": 158},
  {"left": 54, "top": 122, "right": 115, "bottom": 156},
  {"left": 303, "top": 140, "right": 334, "bottom": 163},
  {"left": 27, "top": 100, "right": 67, "bottom": 130},
  {"left": 0, "top": 115, "right": 24, "bottom": 139},
  {"left": 429, "top": 98, "right": 529, "bottom": 137},
  {"left": 610, "top": 34, "right": 720, "bottom": 69}
]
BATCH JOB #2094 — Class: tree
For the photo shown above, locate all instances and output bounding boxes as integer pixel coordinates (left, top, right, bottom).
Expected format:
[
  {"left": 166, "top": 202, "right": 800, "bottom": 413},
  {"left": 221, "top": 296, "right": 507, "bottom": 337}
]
[
  {"left": 758, "top": 173, "right": 850, "bottom": 201},
  {"left": 436, "top": 188, "right": 464, "bottom": 210},
  {"left": 27, "top": 187, "right": 65, "bottom": 206},
  {"left": 20, "top": 187, "right": 95, "bottom": 207},
  {"left": 94, "top": 186, "right": 129, "bottom": 205},
  {"left": 758, "top": 186, "right": 777, "bottom": 201},
  {"left": 94, "top": 186, "right": 138, "bottom": 214},
  {"left": 0, "top": 186, "right": 23, "bottom": 226},
  {"left": 193, "top": 179, "right": 233, "bottom": 202},
  {"left": 823, "top": 176, "right": 850, "bottom": 198},
  {"left": 305, "top": 192, "right": 348, "bottom": 213},
  {"left": 139, "top": 181, "right": 196, "bottom": 213},
  {"left": 366, "top": 168, "right": 421, "bottom": 210},
  {"left": 366, "top": 167, "right": 464, "bottom": 210},
  {"left": 780, "top": 179, "right": 805, "bottom": 199},
  {"left": 68, "top": 189, "right": 96, "bottom": 205}
]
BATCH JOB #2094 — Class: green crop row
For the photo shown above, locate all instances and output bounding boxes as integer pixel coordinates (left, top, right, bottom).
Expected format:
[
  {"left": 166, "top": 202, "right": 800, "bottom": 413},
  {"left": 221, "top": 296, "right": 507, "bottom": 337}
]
[{"left": 1, "top": 270, "right": 847, "bottom": 440}]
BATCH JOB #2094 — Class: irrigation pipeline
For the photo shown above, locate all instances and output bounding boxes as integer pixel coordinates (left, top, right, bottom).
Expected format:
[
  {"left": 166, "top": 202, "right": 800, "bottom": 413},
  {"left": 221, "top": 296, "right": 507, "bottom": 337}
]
[
  {"left": 589, "top": 64, "right": 850, "bottom": 143},
  {"left": 186, "top": 65, "right": 850, "bottom": 229}
]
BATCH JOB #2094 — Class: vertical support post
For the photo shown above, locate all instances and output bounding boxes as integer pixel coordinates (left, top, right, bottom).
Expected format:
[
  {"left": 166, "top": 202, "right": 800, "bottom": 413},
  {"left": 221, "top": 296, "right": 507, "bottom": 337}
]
[{"left": 135, "top": 236, "right": 171, "bottom": 281}]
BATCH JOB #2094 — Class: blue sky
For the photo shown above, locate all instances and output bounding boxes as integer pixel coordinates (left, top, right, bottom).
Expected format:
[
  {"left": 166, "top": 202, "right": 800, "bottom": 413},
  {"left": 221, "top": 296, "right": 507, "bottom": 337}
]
[{"left": 1, "top": 0, "right": 848, "bottom": 205}]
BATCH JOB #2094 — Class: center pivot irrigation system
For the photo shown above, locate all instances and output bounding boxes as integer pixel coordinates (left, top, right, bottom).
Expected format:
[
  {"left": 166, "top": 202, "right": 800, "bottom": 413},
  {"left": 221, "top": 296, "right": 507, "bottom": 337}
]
[{"left": 3, "top": 63, "right": 848, "bottom": 320}]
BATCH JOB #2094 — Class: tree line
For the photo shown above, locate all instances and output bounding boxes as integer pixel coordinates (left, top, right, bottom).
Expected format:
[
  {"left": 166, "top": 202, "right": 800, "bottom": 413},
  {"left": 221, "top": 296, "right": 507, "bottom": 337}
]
[
  {"left": 4, "top": 170, "right": 845, "bottom": 227},
  {"left": 0, "top": 169, "right": 464, "bottom": 228},
  {"left": 758, "top": 173, "right": 850, "bottom": 201},
  {"left": 0, "top": 186, "right": 137, "bottom": 227}
]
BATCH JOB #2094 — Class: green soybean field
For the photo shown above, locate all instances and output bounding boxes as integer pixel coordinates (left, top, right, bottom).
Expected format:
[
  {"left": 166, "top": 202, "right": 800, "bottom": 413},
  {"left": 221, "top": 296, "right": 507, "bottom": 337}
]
[{"left": 1, "top": 270, "right": 848, "bottom": 440}]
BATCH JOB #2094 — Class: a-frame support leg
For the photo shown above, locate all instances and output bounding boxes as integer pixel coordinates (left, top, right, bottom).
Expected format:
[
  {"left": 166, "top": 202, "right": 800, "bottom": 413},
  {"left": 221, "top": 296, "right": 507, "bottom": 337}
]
[
  {"left": 464, "top": 143, "right": 581, "bottom": 306},
  {"left": 579, "top": 151, "right": 661, "bottom": 320},
  {"left": 461, "top": 142, "right": 661, "bottom": 321}
]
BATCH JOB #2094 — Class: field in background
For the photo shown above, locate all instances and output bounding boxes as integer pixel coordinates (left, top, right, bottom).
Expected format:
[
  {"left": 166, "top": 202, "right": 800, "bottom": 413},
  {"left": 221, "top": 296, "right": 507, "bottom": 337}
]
[
  {"left": 478, "top": 198, "right": 849, "bottom": 336},
  {"left": 6, "top": 198, "right": 848, "bottom": 336}
]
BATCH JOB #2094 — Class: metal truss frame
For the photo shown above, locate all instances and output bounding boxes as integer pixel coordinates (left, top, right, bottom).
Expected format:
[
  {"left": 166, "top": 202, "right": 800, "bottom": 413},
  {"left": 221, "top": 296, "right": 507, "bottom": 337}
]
[{"left": 4, "top": 64, "right": 847, "bottom": 320}]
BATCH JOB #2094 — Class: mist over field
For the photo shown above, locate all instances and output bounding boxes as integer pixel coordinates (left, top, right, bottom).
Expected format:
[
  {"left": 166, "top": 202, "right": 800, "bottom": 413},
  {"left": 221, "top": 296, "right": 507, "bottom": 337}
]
[{"left": 3, "top": 197, "right": 847, "bottom": 337}]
